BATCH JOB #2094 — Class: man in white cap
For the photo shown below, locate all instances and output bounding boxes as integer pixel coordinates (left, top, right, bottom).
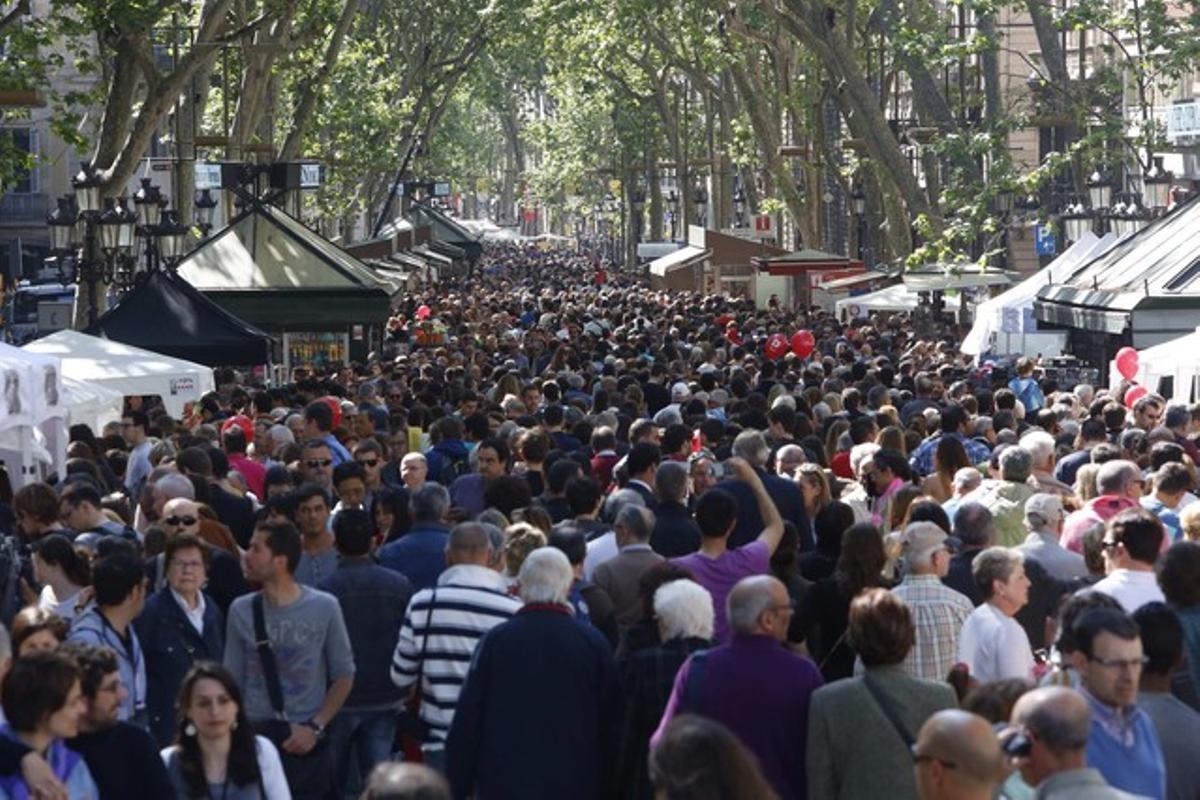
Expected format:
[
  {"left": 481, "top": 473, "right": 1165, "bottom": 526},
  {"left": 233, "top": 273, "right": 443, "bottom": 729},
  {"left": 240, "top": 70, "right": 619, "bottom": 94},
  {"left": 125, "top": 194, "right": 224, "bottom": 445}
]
[
  {"left": 1017, "top": 493, "right": 1087, "bottom": 581},
  {"left": 892, "top": 522, "right": 975, "bottom": 681}
]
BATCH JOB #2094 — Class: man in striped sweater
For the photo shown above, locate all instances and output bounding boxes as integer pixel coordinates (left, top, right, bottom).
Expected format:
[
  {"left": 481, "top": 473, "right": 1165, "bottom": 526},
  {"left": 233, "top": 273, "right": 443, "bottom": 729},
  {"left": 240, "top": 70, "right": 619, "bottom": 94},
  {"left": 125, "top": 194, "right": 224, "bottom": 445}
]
[{"left": 390, "top": 521, "right": 522, "bottom": 771}]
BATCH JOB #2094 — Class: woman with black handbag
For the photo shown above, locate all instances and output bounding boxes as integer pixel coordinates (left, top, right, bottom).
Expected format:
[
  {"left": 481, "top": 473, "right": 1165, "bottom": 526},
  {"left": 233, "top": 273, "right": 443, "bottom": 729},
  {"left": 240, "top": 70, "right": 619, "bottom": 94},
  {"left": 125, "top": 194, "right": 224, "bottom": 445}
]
[{"left": 160, "top": 662, "right": 291, "bottom": 799}]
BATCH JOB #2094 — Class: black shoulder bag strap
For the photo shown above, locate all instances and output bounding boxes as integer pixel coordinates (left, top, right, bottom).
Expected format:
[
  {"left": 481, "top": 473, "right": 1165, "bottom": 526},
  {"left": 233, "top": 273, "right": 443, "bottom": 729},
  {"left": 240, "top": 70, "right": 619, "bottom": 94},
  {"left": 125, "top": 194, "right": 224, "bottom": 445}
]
[
  {"left": 252, "top": 594, "right": 287, "bottom": 720},
  {"left": 862, "top": 673, "right": 914, "bottom": 748},
  {"left": 415, "top": 589, "right": 436, "bottom": 691},
  {"left": 682, "top": 650, "right": 710, "bottom": 714}
]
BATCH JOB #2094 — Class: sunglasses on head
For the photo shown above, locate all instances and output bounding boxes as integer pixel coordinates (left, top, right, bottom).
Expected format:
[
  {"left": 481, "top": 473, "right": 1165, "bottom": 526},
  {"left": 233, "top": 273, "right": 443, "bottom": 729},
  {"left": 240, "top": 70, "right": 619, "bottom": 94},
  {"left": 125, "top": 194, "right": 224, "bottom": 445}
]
[
  {"left": 165, "top": 515, "right": 198, "bottom": 527},
  {"left": 305, "top": 459, "right": 333, "bottom": 468}
]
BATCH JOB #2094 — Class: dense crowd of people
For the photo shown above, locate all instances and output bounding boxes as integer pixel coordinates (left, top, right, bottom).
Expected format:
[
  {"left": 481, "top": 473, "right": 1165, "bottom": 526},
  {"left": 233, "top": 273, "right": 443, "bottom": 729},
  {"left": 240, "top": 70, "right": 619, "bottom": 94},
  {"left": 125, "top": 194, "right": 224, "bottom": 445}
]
[{"left": 0, "top": 242, "right": 1196, "bottom": 799}]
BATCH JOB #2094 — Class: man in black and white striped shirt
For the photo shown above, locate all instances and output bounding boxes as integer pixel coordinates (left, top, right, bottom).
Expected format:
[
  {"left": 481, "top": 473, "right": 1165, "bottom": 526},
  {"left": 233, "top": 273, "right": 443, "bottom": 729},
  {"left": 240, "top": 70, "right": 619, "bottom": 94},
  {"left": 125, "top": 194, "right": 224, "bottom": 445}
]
[{"left": 391, "top": 521, "right": 521, "bottom": 770}]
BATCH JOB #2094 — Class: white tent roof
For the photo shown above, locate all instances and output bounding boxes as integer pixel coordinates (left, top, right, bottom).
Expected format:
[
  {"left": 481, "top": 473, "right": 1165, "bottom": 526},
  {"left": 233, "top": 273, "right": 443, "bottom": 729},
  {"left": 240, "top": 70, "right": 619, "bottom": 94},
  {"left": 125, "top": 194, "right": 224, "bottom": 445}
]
[
  {"left": 962, "top": 232, "right": 1118, "bottom": 357},
  {"left": 835, "top": 284, "right": 921, "bottom": 317},
  {"left": 61, "top": 376, "right": 124, "bottom": 435},
  {"left": 24, "top": 330, "right": 214, "bottom": 418},
  {"left": 649, "top": 246, "right": 709, "bottom": 277},
  {"left": 1110, "top": 326, "right": 1200, "bottom": 401}
]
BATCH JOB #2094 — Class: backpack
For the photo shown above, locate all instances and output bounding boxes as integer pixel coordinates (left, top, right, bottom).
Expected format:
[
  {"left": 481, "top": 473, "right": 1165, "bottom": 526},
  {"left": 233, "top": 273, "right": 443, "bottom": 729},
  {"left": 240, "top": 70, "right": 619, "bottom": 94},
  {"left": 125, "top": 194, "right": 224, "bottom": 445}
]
[{"left": 436, "top": 449, "right": 471, "bottom": 486}]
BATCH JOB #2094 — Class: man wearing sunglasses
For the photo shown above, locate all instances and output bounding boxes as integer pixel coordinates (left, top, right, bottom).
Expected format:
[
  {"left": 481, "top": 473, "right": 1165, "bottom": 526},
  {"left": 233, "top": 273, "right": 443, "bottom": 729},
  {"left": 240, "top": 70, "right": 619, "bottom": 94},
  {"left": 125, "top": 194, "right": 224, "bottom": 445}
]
[
  {"left": 300, "top": 440, "right": 335, "bottom": 492},
  {"left": 911, "top": 709, "right": 1004, "bottom": 800}
]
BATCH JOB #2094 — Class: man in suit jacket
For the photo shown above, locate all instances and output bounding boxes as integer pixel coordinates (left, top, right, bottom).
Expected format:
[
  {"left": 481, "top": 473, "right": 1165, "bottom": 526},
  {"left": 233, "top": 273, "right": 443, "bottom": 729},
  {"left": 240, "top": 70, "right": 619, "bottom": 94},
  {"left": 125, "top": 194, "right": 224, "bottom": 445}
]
[
  {"left": 649, "top": 461, "right": 701, "bottom": 558},
  {"left": 624, "top": 442, "right": 660, "bottom": 510},
  {"left": 807, "top": 588, "right": 957, "bottom": 800},
  {"left": 713, "top": 431, "right": 811, "bottom": 551},
  {"left": 134, "top": 534, "right": 225, "bottom": 746},
  {"left": 593, "top": 506, "right": 663, "bottom": 633}
]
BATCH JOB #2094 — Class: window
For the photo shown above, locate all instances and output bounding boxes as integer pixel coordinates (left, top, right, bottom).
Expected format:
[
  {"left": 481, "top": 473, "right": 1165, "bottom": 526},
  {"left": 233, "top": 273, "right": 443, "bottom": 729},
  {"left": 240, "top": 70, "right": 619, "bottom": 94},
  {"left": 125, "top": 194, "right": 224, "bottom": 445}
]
[
  {"left": 0, "top": 128, "right": 38, "bottom": 194},
  {"left": 1164, "top": 256, "right": 1200, "bottom": 291}
]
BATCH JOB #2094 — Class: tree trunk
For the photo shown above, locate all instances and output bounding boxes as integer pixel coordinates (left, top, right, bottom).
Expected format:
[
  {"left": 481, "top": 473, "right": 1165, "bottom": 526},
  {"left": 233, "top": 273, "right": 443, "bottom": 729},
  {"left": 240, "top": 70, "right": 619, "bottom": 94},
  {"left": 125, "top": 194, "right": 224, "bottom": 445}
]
[{"left": 278, "top": 0, "right": 361, "bottom": 160}]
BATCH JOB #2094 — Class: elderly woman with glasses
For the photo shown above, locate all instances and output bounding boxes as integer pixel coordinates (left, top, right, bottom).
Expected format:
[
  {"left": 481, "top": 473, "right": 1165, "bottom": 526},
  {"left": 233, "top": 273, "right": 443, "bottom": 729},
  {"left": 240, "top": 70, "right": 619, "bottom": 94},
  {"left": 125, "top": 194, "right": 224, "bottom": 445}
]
[{"left": 135, "top": 533, "right": 225, "bottom": 747}]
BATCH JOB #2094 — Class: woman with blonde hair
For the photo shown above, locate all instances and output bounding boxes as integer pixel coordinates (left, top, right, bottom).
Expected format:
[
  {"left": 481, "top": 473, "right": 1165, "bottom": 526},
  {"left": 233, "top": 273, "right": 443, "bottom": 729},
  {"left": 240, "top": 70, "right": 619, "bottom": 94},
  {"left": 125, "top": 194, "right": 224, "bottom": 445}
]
[
  {"left": 1180, "top": 503, "right": 1200, "bottom": 541},
  {"left": 876, "top": 425, "right": 906, "bottom": 456},
  {"left": 1074, "top": 462, "right": 1101, "bottom": 502},
  {"left": 502, "top": 523, "right": 547, "bottom": 584}
]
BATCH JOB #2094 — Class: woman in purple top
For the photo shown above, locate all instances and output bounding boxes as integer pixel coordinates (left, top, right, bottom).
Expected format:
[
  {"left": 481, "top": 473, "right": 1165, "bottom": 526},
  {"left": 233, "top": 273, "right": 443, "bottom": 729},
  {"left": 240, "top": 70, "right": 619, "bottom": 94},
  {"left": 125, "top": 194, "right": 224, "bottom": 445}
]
[{"left": 671, "top": 458, "right": 785, "bottom": 642}]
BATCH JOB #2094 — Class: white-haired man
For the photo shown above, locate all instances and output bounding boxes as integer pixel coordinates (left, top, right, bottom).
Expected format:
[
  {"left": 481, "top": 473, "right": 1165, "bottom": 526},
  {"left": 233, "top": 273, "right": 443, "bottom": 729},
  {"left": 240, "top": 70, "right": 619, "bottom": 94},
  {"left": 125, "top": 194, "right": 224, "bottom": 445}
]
[
  {"left": 446, "top": 548, "right": 620, "bottom": 800},
  {"left": 1021, "top": 430, "right": 1074, "bottom": 498}
]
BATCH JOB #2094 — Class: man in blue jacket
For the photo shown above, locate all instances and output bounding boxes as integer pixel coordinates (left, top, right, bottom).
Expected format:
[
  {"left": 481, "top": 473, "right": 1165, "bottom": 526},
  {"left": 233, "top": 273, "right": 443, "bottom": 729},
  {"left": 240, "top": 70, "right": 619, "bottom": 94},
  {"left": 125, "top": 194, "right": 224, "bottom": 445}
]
[
  {"left": 379, "top": 483, "right": 451, "bottom": 591},
  {"left": 712, "top": 430, "right": 812, "bottom": 551},
  {"left": 446, "top": 548, "right": 621, "bottom": 800},
  {"left": 321, "top": 509, "right": 412, "bottom": 792}
]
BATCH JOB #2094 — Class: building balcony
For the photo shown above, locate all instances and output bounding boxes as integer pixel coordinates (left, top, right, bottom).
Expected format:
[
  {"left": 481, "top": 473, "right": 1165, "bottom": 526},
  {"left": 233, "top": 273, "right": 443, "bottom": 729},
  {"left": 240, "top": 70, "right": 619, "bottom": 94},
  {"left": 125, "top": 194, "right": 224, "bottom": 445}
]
[{"left": 0, "top": 193, "right": 49, "bottom": 224}]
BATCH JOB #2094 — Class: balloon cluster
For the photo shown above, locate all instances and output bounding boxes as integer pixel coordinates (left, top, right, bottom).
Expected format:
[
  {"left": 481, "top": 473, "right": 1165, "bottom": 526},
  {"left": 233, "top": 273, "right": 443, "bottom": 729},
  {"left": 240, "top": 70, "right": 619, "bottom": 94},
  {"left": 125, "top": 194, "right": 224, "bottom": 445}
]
[
  {"left": 762, "top": 330, "right": 816, "bottom": 360},
  {"left": 1115, "top": 347, "right": 1144, "bottom": 407}
]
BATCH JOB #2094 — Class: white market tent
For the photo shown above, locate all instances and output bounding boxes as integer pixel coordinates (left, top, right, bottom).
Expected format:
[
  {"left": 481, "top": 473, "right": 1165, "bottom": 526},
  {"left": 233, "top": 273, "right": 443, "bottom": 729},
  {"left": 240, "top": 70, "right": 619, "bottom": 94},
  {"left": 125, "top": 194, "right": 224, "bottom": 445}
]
[
  {"left": 835, "top": 283, "right": 921, "bottom": 318},
  {"left": 962, "top": 232, "right": 1118, "bottom": 358},
  {"left": 61, "top": 376, "right": 124, "bottom": 435},
  {"left": 0, "top": 343, "right": 67, "bottom": 487},
  {"left": 24, "top": 330, "right": 215, "bottom": 418},
  {"left": 1109, "top": 326, "right": 1200, "bottom": 401}
]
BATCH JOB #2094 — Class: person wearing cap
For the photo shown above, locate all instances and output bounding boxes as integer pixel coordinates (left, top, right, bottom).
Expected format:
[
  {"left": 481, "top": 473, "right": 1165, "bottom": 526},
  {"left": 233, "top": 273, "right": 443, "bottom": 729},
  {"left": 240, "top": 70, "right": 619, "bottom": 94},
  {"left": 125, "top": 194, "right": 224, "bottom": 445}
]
[
  {"left": 892, "top": 522, "right": 975, "bottom": 682},
  {"left": 1018, "top": 494, "right": 1087, "bottom": 582}
]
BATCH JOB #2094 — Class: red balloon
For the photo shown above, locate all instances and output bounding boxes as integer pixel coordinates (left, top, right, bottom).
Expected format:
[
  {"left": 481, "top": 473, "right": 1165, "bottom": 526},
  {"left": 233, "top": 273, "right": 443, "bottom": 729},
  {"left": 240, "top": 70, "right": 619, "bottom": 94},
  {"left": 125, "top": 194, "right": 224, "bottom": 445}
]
[
  {"left": 1115, "top": 346, "right": 1139, "bottom": 380},
  {"left": 320, "top": 395, "right": 343, "bottom": 430},
  {"left": 220, "top": 414, "right": 253, "bottom": 443},
  {"left": 791, "top": 330, "right": 816, "bottom": 359},
  {"left": 1124, "top": 385, "right": 1148, "bottom": 407},
  {"left": 765, "top": 333, "right": 789, "bottom": 360}
]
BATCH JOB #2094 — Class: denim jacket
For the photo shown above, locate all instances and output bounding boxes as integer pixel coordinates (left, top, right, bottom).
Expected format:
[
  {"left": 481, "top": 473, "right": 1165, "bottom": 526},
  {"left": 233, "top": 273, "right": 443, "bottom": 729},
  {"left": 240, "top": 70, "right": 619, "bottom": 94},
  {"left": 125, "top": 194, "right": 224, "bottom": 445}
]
[{"left": 321, "top": 557, "right": 414, "bottom": 710}]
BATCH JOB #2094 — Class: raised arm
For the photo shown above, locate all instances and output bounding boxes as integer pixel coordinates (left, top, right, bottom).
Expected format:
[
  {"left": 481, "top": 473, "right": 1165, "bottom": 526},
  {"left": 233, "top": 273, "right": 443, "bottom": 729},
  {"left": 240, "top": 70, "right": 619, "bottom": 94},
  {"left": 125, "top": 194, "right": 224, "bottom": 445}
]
[{"left": 728, "top": 457, "right": 784, "bottom": 555}]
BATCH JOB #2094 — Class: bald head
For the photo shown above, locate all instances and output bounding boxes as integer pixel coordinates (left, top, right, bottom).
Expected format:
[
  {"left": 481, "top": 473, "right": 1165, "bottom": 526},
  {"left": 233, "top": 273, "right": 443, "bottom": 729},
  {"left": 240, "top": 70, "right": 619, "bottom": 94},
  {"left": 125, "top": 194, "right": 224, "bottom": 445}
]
[
  {"left": 446, "top": 522, "right": 491, "bottom": 566},
  {"left": 1011, "top": 687, "right": 1090, "bottom": 753},
  {"left": 915, "top": 710, "right": 1004, "bottom": 793},
  {"left": 726, "top": 575, "right": 788, "bottom": 639}
]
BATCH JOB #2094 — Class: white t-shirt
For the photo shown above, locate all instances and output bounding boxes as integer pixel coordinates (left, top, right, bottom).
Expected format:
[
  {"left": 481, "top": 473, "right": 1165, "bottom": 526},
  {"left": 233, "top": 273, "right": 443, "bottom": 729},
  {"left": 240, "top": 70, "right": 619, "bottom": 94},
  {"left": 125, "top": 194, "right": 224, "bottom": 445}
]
[
  {"left": 1092, "top": 569, "right": 1166, "bottom": 613},
  {"left": 38, "top": 584, "right": 83, "bottom": 624},
  {"left": 957, "top": 602, "right": 1035, "bottom": 682},
  {"left": 583, "top": 532, "right": 618, "bottom": 581}
]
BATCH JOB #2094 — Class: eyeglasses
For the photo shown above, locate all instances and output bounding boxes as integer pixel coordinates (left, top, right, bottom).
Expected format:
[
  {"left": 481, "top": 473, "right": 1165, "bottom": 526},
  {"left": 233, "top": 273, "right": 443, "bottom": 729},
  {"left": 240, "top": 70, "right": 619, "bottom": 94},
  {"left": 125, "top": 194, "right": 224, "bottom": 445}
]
[
  {"left": 165, "top": 516, "right": 198, "bottom": 527},
  {"left": 910, "top": 745, "right": 957, "bottom": 768},
  {"left": 170, "top": 559, "right": 205, "bottom": 571},
  {"left": 1088, "top": 655, "right": 1149, "bottom": 671},
  {"left": 305, "top": 459, "right": 333, "bottom": 468},
  {"left": 356, "top": 458, "right": 380, "bottom": 468}
]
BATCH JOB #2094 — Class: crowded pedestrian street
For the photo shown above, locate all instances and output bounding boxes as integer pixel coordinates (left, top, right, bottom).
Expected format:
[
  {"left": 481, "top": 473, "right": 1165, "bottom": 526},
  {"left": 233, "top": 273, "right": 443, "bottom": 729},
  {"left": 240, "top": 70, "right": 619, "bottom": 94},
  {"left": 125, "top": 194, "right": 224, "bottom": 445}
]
[{"left": 7, "top": 0, "right": 1200, "bottom": 797}]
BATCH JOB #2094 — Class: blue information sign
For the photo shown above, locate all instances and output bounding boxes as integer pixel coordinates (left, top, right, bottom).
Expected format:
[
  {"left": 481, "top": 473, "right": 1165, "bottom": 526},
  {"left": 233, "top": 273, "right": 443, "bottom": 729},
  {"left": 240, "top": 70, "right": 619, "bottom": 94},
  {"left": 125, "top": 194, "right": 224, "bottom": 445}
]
[{"left": 1034, "top": 224, "right": 1057, "bottom": 256}]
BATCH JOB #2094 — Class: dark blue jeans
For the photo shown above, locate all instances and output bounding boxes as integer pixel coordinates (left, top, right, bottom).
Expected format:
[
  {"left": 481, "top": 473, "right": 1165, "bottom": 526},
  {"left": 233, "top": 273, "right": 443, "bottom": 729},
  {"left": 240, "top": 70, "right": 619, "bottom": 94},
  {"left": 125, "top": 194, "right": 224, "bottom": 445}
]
[{"left": 327, "top": 708, "right": 398, "bottom": 792}]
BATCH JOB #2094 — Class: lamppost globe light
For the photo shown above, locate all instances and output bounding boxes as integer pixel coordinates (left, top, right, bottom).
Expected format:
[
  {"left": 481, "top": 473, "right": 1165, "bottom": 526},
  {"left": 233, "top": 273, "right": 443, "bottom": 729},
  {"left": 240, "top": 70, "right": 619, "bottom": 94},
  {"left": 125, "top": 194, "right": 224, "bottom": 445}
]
[
  {"left": 72, "top": 163, "right": 102, "bottom": 215},
  {"left": 1143, "top": 155, "right": 1172, "bottom": 212},
  {"left": 97, "top": 197, "right": 125, "bottom": 252},
  {"left": 194, "top": 188, "right": 218, "bottom": 232},
  {"left": 115, "top": 197, "right": 137, "bottom": 252},
  {"left": 852, "top": 186, "right": 866, "bottom": 216},
  {"left": 1087, "top": 170, "right": 1113, "bottom": 212},
  {"left": 155, "top": 209, "right": 192, "bottom": 266},
  {"left": 46, "top": 196, "right": 79, "bottom": 254},
  {"left": 133, "top": 178, "right": 163, "bottom": 228}
]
